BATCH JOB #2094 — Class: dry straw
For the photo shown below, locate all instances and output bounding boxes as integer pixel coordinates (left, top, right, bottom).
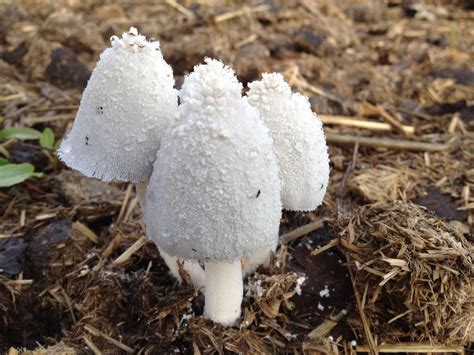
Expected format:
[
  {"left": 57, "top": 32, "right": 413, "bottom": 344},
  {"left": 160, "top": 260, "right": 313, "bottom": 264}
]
[{"left": 339, "top": 202, "right": 473, "bottom": 346}]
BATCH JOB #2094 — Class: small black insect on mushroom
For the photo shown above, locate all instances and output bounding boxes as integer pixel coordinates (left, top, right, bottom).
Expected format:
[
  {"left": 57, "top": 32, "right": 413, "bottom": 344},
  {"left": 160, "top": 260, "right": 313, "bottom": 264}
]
[
  {"left": 191, "top": 248, "right": 197, "bottom": 252},
  {"left": 320, "top": 184, "right": 324, "bottom": 190},
  {"left": 85, "top": 136, "right": 89, "bottom": 145},
  {"left": 256, "top": 190, "right": 261, "bottom": 198}
]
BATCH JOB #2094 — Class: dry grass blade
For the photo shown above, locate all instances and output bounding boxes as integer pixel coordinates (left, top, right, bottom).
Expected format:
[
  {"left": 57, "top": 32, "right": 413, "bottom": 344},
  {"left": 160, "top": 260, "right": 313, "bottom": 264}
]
[
  {"left": 82, "top": 335, "right": 102, "bottom": 355},
  {"left": 326, "top": 133, "right": 451, "bottom": 152},
  {"left": 117, "top": 184, "right": 133, "bottom": 224},
  {"left": 215, "top": 4, "right": 271, "bottom": 23},
  {"left": 279, "top": 219, "right": 326, "bottom": 244},
  {"left": 311, "top": 238, "right": 339, "bottom": 256},
  {"left": 308, "top": 308, "right": 348, "bottom": 339},
  {"left": 165, "top": 0, "right": 194, "bottom": 19},
  {"left": 112, "top": 235, "right": 147, "bottom": 265},
  {"left": 346, "top": 253, "right": 377, "bottom": 353},
  {"left": 320, "top": 115, "right": 415, "bottom": 135},
  {"left": 355, "top": 342, "right": 465, "bottom": 353},
  {"left": 72, "top": 221, "right": 98, "bottom": 243},
  {"left": 83, "top": 324, "right": 133, "bottom": 353}
]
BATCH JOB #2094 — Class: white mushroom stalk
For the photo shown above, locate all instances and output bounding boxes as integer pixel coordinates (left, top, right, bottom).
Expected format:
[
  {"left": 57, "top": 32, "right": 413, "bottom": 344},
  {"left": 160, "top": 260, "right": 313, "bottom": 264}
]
[
  {"left": 246, "top": 73, "right": 330, "bottom": 273},
  {"left": 144, "top": 58, "right": 282, "bottom": 325},
  {"left": 57, "top": 27, "right": 204, "bottom": 288}
]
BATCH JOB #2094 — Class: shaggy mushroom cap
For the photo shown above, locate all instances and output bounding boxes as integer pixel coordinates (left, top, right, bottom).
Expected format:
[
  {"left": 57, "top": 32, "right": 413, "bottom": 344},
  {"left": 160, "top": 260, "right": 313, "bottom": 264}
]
[
  {"left": 247, "top": 73, "right": 329, "bottom": 211},
  {"left": 58, "top": 27, "right": 177, "bottom": 182},
  {"left": 144, "top": 58, "right": 282, "bottom": 261}
]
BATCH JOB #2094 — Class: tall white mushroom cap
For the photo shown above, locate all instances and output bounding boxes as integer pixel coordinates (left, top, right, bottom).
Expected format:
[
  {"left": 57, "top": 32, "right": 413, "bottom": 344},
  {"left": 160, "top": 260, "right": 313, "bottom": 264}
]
[
  {"left": 144, "top": 58, "right": 282, "bottom": 262},
  {"left": 247, "top": 73, "right": 330, "bottom": 211},
  {"left": 58, "top": 27, "right": 177, "bottom": 182}
]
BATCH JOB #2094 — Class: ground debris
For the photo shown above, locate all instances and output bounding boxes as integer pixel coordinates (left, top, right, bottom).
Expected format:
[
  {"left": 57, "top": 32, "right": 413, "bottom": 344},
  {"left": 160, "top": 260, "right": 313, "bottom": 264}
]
[
  {"left": 339, "top": 201, "right": 473, "bottom": 345},
  {"left": 0, "top": 0, "right": 473, "bottom": 352}
]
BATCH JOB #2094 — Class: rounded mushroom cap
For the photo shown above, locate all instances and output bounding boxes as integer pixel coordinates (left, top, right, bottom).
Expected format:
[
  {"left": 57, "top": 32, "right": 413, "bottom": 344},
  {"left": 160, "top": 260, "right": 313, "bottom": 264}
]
[
  {"left": 57, "top": 27, "right": 177, "bottom": 182},
  {"left": 144, "top": 59, "right": 282, "bottom": 262},
  {"left": 247, "top": 73, "right": 329, "bottom": 211}
]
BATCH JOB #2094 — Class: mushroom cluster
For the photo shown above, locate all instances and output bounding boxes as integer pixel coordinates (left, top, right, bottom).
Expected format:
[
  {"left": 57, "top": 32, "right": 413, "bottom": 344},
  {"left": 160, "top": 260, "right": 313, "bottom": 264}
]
[{"left": 58, "top": 28, "right": 329, "bottom": 326}]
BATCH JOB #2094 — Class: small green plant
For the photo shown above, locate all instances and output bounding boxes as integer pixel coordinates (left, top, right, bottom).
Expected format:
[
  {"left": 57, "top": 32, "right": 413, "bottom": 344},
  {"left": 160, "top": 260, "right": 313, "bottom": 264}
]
[
  {"left": 0, "top": 126, "right": 57, "bottom": 187},
  {"left": 0, "top": 161, "right": 43, "bottom": 188},
  {"left": 0, "top": 127, "right": 42, "bottom": 141},
  {"left": 0, "top": 127, "right": 58, "bottom": 148},
  {"left": 39, "top": 128, "right": 56, "bottom": 150}
]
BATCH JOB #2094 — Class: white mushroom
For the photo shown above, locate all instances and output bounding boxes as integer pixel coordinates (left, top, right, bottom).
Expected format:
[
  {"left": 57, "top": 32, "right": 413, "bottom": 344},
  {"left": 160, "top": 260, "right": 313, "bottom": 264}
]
[
  {"left": 247, "top": 73, "right": 329, "bottom": 211},
  {"left": 57, "top": 27, "right": 205, "bottom": 288},
  {"left": 245, "top": 73, "right": 330, "bottom": 272},
  {"left": 58, "top": 27, "right": 176, "bottom": 183},
  {"left": 144, "top": 58, "right": 282, "bottom": 325}
]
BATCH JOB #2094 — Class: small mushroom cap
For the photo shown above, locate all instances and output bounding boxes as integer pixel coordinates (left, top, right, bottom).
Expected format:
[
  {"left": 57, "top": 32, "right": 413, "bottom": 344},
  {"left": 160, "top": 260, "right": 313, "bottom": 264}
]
[
  {"left": 247, "top": 73, "right": 330, "bottom": 211},
  {"left": 144, "top": 59, "right": 282, "bottom": 262},
  {"left": 57, "top": 27, "right": 177, "bottom": 182}
]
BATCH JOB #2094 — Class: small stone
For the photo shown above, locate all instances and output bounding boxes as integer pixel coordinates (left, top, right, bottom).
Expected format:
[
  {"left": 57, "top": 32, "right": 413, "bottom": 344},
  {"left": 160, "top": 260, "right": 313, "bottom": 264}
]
[{"left": 46, "top": 47, "right": 91, "bottom": 89}]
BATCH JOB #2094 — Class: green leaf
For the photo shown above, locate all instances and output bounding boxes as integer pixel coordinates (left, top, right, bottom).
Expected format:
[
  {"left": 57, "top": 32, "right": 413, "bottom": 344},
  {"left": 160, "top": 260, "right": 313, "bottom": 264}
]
[
  {"left": 0, "top": 158, "right": 8, "bottom": 166},
  {"left": 0, "top": 163, "right": 36, "bottom": 187},
  {"left": 40, "top": 128, "right": 55, "bottom": 149},
  {"left": 0, "top": 127, "right": 42, "bottom": 141},
  {"left": 53, "top": 138, "right": 62, "bottom": 150}
]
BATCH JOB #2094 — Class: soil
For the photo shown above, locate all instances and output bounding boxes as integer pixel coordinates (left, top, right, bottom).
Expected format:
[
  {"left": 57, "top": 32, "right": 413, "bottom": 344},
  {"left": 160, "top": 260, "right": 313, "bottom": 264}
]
[{"left": 0, "top": 0, "right": 472, "bottom": 354}]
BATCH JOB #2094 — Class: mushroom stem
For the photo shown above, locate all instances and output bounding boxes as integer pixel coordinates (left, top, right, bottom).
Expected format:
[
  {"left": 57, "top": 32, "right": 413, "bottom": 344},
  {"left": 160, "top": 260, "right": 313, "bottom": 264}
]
[
  {"left": 204, "top": 260, "right": 243, "bottom": 325},
  {"left": 159, "top": 250, "right": 206, "bottom": 289},
  {"left": 243, "top": 244, "right": 275, "bottom": 276},
  {"left": 135, "top": 182, "right": 205, "bottom": 289}
]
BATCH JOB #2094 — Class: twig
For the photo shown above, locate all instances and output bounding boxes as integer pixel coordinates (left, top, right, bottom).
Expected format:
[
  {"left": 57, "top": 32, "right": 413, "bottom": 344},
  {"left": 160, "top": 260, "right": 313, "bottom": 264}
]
[
  {"left": 4, "top": 97, "right": 46, "bottom": 120},
  {"left": 355, "top": 343, "right": 464, "bottom": 353},
  {"left": 102, "top": 234, "right": 123, "bottom": 259},
  {"left": 112, "top": 235, "right": 147, "bottom": 265},
  {"left": 397, "top": 106, "right": 434, "bottom": 120},
  {"left": 215, "top": 4, "right": 271, "bottom": 23},
  {"left": 279, "top": 219, "right": 326, "bottom": 244},
  {"left": 165, "top": 0, "right": 194, "bottom": 19},
  {"left": 124, "top": 196, "right": 139, "bottom": 222},
  {"left": 326, "top": 133, "right": 450, "bottom": 152},
  {"left": 30, "top": 104, "right": 78, "bottom": 112},
  {"left": 73, "top": 221, "right": 99, "bottom": 243},
  {"left": 83, "top": 324, "right": 133, "bottom": 353},
  {"left": 346, "top": 253, "right": 377, "bottom": 354},
  {"left": 0, "top": 93, "right": 26, "bottom": 102},
  {"left": 375, "top": 104, "right": 407, "bottom": 136},
  {"left": 24, "top": 114, "right": 75, "bottom": 125},
  {"left": 320, "top": 115, "right": 415, "bottom": 135},
  {"left": 117, "top": 184, "right": 133, "bottom": 224},
  {"left": 338, "top": 139, "right": 359, "bottom": 198},
  {"left": 235, "top": 33, "right": 258, "bottom": 48},
  {"left": 308, "top": 308, "right": 349, "bottom": 339},
  {"left": 83, "top": 335, "right": 103, "bottom": 355},
  {"left": 311, "top": 239, "right": 339, "bottom": 256},
  {"left": 60, "top": 287, "right": 77, "bottom": 323},
  {"left": 5, "top": 279, "right": 33, "bottom": 286}
]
